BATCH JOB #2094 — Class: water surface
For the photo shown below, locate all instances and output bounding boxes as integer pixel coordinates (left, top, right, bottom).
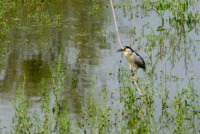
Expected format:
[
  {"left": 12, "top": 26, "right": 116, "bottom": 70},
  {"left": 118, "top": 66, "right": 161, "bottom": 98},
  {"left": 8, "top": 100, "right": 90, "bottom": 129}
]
[{"left": 0, "top": 0, "right": 200, "bottom": 133}]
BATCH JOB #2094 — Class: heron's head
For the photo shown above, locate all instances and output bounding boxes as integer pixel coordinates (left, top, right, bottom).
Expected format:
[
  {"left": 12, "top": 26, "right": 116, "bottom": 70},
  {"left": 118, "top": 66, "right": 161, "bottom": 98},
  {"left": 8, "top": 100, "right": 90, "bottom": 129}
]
[
  {"left": 123, "top": 47, "right": 126, "bottom": 52},
  {"left": 117, "top": 46, "right": 133, "bottom": 55}
]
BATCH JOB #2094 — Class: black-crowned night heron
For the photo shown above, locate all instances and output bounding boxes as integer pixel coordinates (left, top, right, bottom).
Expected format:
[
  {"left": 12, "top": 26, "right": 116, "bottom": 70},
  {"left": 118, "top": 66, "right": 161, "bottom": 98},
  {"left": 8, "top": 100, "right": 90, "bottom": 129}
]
[{"left": 117, "top": 46, "right": 146, "bottom": 75}]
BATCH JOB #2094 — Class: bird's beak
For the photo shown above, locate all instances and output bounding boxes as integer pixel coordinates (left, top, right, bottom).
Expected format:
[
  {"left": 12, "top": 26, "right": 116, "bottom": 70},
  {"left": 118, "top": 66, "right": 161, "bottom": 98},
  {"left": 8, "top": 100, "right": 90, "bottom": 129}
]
[{"left": 117, "top": 49, "right": 123, "bottom": 52}]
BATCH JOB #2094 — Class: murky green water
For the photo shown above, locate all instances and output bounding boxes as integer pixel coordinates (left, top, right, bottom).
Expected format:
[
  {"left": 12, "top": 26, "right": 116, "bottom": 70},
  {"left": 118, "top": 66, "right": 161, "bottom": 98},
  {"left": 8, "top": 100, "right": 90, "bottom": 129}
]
[{"left": 0, "top": 0, "right": 200, "bottom": 133}]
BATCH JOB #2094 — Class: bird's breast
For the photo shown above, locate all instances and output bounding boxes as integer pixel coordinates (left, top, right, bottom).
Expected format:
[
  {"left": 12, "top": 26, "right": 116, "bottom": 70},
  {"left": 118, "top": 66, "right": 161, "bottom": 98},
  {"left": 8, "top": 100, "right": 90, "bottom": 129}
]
[{"left": 124, "top": 52, "right": 137, "bottom": 67}]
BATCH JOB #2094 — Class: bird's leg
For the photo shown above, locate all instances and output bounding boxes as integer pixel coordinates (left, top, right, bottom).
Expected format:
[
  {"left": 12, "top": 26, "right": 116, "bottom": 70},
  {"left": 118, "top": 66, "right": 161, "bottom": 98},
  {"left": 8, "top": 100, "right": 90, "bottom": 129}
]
[
  {"left": 131, "top": 68, "right": 135, "bottom": 76},
  {"left": 131, "top": 67, "right": 138, "bottom": 80},
  {"left": 131, "top": 67, "right": 138, "bottom": 81},
  {"left": 135, "top": 67, "right": 138, "bottom": 76}
]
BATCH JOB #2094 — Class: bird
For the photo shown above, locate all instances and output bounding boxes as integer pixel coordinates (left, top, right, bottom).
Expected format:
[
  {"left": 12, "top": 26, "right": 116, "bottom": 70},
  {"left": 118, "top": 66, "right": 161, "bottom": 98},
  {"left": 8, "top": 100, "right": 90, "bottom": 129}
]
[{"left": 117, "top": 46, "right": 146, "bottom": 75}]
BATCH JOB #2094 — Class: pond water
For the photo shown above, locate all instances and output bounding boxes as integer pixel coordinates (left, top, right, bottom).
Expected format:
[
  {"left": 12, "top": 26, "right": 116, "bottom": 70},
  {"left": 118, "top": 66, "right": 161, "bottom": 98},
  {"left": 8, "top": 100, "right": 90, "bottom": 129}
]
[{"left": 0, "top": 0, "right": 200, "bottom": 133}]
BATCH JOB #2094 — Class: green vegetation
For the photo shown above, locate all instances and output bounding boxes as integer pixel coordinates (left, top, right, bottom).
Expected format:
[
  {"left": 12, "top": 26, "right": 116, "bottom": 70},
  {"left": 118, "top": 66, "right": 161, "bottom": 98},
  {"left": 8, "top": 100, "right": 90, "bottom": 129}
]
[
  {"left": 0, "top": 0, "right": 199, "bottom": 133},
  {"left": 9, "top": 60, "right": 200, "bottom": 133}
]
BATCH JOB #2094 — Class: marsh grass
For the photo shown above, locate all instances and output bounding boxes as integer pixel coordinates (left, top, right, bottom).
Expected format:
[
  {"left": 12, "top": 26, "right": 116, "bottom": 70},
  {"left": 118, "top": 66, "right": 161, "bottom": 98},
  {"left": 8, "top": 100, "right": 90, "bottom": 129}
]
[
  {"left": 8, "top": 58, "right": 200, "bottom": 133},
  {"left": 0, "top": 0, "right": 200, "bottom": 133},
  {"left": 10, "top": 51, "right": 73, "bottom": 133}
]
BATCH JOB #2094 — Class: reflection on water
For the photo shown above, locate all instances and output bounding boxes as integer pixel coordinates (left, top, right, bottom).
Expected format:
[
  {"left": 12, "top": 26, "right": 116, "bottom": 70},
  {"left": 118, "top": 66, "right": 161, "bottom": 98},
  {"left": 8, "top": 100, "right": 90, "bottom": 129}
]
[
  {"left": 0, "top": 0, "right": 199, "bottom": 132},
  {"left": 0, "top": 0, "right": 110, "bottom": 131}
]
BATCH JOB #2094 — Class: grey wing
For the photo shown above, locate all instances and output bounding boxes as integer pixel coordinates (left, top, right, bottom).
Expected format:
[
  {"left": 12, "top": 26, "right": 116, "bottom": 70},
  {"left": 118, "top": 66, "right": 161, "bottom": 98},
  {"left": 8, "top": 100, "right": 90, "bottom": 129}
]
[{"left": 134, "top": 55, "right": 145, "bottom": 69}]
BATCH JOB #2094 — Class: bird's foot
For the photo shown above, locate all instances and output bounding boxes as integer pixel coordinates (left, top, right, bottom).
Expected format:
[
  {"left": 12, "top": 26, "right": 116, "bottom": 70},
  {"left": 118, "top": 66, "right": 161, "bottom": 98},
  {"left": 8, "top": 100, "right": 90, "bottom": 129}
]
[
  {"left": 131, "top": 71, "right": 135, "bottom": 77},
  {"left": 130, "top": 70, "right": 137, "bottom": 81},
  {"left": 130, "top": 69, "right": 134, "bottom": 73},
  {"left": 130, "top": 69, "right": 137, "bottom": 76},
  {"left": 132, "top": 76, "right": 137, "bottom": 81}
]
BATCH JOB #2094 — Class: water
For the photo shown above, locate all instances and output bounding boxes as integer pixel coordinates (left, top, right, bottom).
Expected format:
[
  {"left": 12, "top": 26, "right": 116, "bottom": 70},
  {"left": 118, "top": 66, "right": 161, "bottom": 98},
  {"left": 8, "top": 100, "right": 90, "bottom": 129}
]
[{"left": 0, "top": 0, "right": 200, "bottom": 133}]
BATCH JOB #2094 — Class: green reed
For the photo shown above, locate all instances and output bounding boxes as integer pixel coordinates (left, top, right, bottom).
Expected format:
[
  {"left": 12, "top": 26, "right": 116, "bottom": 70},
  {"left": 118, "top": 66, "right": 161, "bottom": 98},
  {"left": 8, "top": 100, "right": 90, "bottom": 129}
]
[
  {"left": 1, "top": 0, "right": 200, "bottom": 133},
  {"left": 6, "top": 54, "right": 200, "bottom": 133}
]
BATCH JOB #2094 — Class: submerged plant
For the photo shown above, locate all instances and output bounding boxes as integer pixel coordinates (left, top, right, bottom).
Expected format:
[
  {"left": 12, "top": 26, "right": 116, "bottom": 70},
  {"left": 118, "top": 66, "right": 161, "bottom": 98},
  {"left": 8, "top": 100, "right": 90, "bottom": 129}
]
[{"left": 10, "top": 50, "right": 72, "bottom": 133}]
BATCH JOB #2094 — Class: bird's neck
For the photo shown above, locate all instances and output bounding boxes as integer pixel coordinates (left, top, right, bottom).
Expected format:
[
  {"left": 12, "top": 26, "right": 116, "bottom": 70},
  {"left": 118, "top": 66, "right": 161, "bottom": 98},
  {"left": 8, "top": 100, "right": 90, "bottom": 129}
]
[{"left": 124, "top": 51, "right": 131, "bottom": 58}]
